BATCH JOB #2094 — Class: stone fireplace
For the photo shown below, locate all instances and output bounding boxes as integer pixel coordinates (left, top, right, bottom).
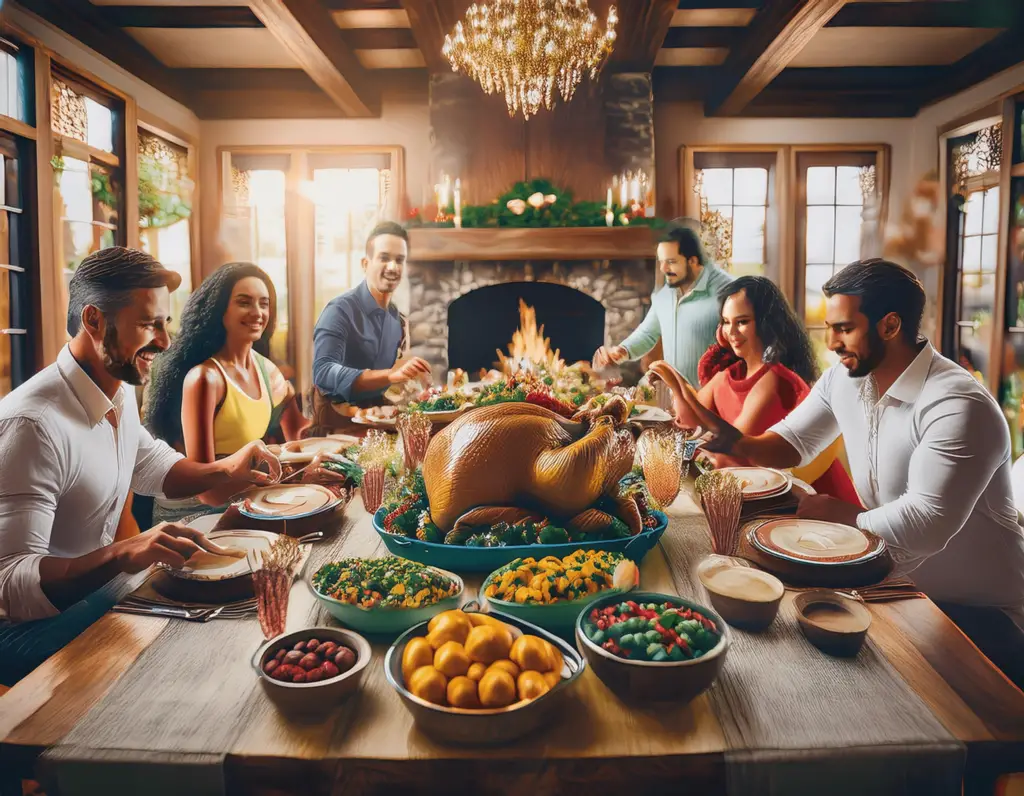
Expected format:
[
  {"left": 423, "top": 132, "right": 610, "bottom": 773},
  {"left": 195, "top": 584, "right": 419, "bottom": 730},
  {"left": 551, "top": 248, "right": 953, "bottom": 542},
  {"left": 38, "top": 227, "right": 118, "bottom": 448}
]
[{"left": 404, "top": 230, "right": 658, "bottom": 377}]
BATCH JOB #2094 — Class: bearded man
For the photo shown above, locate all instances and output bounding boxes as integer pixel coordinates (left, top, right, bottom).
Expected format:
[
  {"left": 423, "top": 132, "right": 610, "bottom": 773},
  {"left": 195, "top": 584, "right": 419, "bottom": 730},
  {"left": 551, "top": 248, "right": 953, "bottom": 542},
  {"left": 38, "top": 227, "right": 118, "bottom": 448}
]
[
  {"left": 653, "top": 258, "right": 1024, "bottom": 689},
  {"left": 0, "top": 247, "right": 281, "bottom": 684}
]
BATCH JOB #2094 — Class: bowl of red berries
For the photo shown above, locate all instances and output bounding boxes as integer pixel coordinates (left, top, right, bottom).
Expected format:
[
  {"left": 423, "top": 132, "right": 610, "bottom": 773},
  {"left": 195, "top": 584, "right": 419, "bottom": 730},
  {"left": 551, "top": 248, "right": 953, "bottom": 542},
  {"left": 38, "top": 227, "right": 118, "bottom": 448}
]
[
  {"left": 576, "top": 592, "right": 730, "bottom": 702},
  {"left": 252, "top": 626, "right": 371, "bottom": 714}
]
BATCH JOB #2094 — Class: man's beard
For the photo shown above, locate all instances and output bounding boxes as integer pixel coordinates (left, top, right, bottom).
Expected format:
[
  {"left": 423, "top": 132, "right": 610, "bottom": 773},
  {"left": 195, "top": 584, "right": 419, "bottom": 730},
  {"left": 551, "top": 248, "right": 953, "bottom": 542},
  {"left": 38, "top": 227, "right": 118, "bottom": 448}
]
[
  {"left": 839, "top": 327, "right": 885, "bottom": 378},
  {"left": 102, "top": 324, "right": 156, "bottom": 386}
]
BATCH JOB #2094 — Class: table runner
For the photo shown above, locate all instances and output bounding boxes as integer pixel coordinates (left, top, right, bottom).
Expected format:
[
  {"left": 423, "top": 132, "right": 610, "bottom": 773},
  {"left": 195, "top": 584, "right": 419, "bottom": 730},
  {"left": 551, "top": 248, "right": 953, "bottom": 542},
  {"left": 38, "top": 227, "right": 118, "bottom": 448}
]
[
  {"left": 40, "top": 502, "right": 964, "bottom": 796},
  {"left": 662, "top": 504, "right": 964, "bottom": 795}
]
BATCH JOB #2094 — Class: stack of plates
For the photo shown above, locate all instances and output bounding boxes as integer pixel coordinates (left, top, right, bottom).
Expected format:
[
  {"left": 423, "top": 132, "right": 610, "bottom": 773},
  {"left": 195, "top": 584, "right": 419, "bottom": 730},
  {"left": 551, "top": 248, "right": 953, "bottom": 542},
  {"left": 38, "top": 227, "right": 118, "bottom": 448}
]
[
  {"left": 748, "top": 517, "right": 886, "bottom": 567},
  {"left": 719, "top": 466, "right": 792, "bottom": 501}
]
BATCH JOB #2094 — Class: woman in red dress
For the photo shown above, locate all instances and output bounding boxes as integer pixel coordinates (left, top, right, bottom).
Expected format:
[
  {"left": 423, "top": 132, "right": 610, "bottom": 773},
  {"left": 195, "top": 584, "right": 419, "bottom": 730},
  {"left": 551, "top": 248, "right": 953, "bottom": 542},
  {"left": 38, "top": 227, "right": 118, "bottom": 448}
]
[{"left": 688, "top": 275, "right": 861, "bottom": 505}]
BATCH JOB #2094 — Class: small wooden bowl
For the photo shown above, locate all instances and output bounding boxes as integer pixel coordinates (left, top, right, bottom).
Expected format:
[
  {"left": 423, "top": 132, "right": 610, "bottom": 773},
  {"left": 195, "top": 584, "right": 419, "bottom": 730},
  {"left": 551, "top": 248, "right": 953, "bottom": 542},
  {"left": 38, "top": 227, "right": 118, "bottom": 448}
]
[
  {"left": 794, "top": 590, "right": 871, "bottom": 657},
  {"left": 696, "top": 556, "right": 784, "bottom": 632},
  {"left": 252, "top": 626, "right": 371, "bottom": 715}
]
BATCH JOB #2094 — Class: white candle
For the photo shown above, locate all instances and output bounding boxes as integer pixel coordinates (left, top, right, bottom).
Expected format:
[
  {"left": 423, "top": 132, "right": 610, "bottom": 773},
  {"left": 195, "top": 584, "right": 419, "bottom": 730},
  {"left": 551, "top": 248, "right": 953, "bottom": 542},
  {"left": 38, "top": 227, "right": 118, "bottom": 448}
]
[
  {"left": 630, "top": 177, "right": 640, "bottom": 205},
  {"left": 454, "top": 178, "right": 462, "bottom": 228},
  {"left": 606, "top": 187, "right": 612, "bottom": 213},
  {"left": 619, "top": 176, "right": 627, "bottom": 208}
]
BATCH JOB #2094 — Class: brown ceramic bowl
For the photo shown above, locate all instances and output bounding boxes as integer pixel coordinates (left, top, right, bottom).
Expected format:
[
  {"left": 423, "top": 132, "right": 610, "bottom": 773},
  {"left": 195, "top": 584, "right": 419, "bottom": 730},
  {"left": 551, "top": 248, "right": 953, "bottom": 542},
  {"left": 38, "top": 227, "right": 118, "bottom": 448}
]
[
  {"left": 575, "top": 591, "right": 730, "bottom": 703},
  {"left": 251, "top": 626, "right": 371, "bottom": 715},
  {"left": 794, "top": 590, "right": 872, "bottom": 657},
  {"left": 696, "top": 556, "right": 785, "bottom": 632}
]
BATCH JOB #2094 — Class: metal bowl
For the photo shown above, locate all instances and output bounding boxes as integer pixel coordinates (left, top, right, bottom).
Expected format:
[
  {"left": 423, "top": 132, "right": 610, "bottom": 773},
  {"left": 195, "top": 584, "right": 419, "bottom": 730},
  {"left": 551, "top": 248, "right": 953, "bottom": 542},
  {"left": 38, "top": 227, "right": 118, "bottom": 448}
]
[{"left": 384, "top": 607, "right": 586, "bottom": 746}]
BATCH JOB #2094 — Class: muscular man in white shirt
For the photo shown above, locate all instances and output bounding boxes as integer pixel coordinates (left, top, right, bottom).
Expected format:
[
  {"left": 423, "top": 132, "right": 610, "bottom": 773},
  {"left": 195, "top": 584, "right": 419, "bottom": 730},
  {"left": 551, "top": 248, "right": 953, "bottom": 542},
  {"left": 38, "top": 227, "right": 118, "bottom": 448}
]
[
  {"left": 0, "top": 247, "right": 281, "bottom": 684},
  {"left": 653, "top": 259, "right": 1024, "bottom": 689}
]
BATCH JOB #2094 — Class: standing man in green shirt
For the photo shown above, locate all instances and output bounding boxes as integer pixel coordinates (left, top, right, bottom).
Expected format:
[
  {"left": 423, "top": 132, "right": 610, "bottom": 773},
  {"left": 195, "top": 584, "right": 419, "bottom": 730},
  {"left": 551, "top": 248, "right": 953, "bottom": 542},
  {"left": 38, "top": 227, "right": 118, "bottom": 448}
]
[{"left": 593, "top": 224, "right": 733, "bottom": 386}]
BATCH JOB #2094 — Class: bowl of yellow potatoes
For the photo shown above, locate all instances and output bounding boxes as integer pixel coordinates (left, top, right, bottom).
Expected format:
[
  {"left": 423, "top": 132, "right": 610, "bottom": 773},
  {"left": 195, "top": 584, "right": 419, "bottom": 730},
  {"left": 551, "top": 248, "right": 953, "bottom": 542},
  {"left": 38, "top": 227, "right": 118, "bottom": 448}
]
[{"left": 384, "top": 605, "right": 585, "bottom": 745}]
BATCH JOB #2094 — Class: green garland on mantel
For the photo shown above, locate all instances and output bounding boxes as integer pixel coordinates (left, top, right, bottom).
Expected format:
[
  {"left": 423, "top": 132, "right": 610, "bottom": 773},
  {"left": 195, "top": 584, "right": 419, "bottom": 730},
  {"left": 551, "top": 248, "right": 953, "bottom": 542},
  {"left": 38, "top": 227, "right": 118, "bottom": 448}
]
[{"left": 406, "top": 178, "right": 667, "bottom": 230}]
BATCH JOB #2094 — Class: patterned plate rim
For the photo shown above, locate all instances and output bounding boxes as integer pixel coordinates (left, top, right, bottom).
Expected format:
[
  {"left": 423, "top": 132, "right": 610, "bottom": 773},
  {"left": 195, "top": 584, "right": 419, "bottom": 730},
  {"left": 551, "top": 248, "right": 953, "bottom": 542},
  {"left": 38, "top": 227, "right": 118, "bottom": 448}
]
[
  {"left": 747, "top": 518, "right": 886, "bottom": 566},
  {"left": 719, "top": 466, "right": 793, "bottom": 498},
  {"left": 237, "top": 483, "right": 341, "bottom": 521}
]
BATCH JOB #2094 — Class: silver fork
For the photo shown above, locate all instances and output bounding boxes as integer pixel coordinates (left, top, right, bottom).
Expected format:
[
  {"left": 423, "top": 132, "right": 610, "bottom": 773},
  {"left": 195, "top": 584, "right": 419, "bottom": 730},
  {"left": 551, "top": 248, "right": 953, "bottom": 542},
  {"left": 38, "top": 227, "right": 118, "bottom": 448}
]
[{"left": 112, "top": 605, "right": 226, "bottom": 622}]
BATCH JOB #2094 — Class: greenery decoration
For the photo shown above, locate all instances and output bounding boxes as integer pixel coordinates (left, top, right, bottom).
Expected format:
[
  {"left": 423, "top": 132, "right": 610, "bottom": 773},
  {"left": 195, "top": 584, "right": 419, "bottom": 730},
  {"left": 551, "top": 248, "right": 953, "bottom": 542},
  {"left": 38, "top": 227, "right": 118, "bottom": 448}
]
[
  {"left": 90, "top": 168, "right": 117, "bottom": 209},
  {"left": 406, "top": 178, "right": 666, "bottom": 229},
  {"left": 138, "top": 157, "right": 192, "bottom": 229}
]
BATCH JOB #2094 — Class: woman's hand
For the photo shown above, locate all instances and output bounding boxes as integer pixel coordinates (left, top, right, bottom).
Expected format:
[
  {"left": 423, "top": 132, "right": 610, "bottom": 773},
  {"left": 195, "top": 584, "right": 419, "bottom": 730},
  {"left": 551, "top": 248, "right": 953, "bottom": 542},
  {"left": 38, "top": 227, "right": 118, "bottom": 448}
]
[{"left": 219, "top": 440, "right": 282, "bottom": 485}]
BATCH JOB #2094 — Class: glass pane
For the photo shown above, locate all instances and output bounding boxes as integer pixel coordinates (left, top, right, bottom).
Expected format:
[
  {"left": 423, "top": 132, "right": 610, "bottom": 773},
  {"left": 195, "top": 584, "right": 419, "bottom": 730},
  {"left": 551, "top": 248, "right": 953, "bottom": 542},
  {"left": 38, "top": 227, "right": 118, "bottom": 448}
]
[
  {"left": 84, "top": 97, "right": 113, "bottom": 153},
  {"left": 141, "top": 221, "right": 191, "bottom": 332},
  {"left": 805, "top": 205, "right": 835, "bottom": 264},
  {"left": 804, "top": 264, "right": 833, "bottom": 327},
  {"left": 313, "top": 168, "right": 382, "bottom": 322},
  {"left": 835, "top": 167, "right": 864, "bottom": 206},
  {"left": 0, "top": 50, "right": 18, "bottom": 121},
  {"left": 247, "top": 170, "right": 289, "bottom": 366},
  {"left": 957, "top": 272, "right": 995, "bottom": 384},
  {"left": 58, "top": 156, "right": 92, "bottom": 224},
  {"left": 60, "top": 220, "right": 115, "bottom": 272},
  {"left": 733, "top": 167, "right": 767, "bottom": 205},
  {"left": 981, "top": 186, "right": 1000, "bottom": 234},
  {"left": 806, "top": 166, "right": 835, "bottom": 205},
  {"left": 962, "top": 235, "right": 982, "bottom": 271},
  {"left": 731, "top": 205, "right": 765, "bottom": 265},
  {"left": 834, "top": 205, "right": 864, "bottom": 265},
  {"left": 708, "top": 204, "right": 733, "bottom": 221},
  {"left": 980, "top": 233, "right": 998, "bottom": 272},
  {"left": 700, "top": 168, "right": 733, "bottom": 206},
  {"left": 963, "top": 191, "right": 984, "bottom": 236}
]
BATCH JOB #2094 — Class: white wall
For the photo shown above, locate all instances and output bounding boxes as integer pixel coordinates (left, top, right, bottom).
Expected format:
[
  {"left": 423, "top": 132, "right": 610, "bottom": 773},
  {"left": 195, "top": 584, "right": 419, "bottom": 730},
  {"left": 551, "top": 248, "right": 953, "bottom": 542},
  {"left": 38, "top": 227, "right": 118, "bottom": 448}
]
[
  {"left": 652, "top": 101, "right": 915, "bottom": 230},
  {"left": 7, "top": 4, "right": 200, "bottom": 139}
]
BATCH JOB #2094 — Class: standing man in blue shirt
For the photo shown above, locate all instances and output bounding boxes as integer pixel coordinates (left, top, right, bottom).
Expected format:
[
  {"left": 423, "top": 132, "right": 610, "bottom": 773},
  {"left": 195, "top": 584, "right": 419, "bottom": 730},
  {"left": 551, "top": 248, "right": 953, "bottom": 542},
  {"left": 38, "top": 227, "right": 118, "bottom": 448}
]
[
  {"left": 592, "top": 224, "right": 732, "bottom": 387},
  {"left": 311, "top": 222, "right": 431, "bottom": 430}
]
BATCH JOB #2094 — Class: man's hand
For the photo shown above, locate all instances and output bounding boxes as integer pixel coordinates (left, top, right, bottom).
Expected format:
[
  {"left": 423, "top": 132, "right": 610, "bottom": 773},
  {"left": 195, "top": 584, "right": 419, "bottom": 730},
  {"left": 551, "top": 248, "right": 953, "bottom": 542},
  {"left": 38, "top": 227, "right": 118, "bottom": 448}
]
[
  {"left": 112, "top": 522, "right": 234, "bottom": 573},
  {"left": 220, "top": 440, "right": 282, "bottom": 486},
  {"left": 389, "top": 356, "right": 431, "bottom": 385},
  {"left": 592, "top": 345, "right": 628, "bottom": 370},
  {"left": 796, "top": 494, "right": 862, "bottom": 527}
]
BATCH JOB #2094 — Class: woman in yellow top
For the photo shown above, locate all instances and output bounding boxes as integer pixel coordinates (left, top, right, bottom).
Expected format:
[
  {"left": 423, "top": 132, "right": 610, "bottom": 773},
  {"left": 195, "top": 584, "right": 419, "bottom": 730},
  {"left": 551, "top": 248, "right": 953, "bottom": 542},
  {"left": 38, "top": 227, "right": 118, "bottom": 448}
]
[{"left": 146, "top": 262, "right": 309, "bottom": 523}]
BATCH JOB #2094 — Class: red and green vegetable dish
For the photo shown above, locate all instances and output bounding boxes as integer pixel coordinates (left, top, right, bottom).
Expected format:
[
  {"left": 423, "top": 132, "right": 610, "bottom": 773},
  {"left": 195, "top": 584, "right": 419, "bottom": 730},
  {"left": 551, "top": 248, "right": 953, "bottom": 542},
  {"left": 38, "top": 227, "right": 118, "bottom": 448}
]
[{"left": 583, "top": 600, "right": 721, "bottom": 662}]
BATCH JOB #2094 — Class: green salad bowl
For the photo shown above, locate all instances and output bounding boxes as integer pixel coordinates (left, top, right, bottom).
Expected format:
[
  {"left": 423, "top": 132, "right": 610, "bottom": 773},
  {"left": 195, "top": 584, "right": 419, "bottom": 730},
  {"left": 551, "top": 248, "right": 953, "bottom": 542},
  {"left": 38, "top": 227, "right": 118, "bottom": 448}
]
[
  {"left": 482, "top": 590, "right": 625, "bottom": 639},
  {"left": 308, "top": 566, "right": 465, "bottom": 636}
]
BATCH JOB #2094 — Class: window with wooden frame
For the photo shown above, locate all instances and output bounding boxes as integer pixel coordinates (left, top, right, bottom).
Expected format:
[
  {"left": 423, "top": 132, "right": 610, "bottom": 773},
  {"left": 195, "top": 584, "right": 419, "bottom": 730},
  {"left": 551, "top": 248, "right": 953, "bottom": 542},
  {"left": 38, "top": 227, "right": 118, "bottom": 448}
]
[
  {"left": 794, "top": 149, "right": 887, "bottom": 372},
  {"left": 942, "top": 122, "right": 1003, "bottom": 388},
  {"left": 138, "top": 126, "right": 194, "bottom": 332},
  {"left": 0, "top": 34, "right": 34, "bottom": 396},
  {"left": 682, "top": 148, "right": 783, "bottom": 285},
  {"left": 219, "top": 146, "right": 403, "bottom": 399},
  {"left": 50, "top": 65, "right": 125, "bottom": 310}
]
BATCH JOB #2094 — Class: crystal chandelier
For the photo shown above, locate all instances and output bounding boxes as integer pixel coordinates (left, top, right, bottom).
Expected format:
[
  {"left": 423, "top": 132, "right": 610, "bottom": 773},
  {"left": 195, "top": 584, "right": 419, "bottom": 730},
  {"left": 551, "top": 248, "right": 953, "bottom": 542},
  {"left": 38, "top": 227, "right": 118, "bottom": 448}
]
[{"left": 442, "top": 0, "right": 617, "bottom": 120}]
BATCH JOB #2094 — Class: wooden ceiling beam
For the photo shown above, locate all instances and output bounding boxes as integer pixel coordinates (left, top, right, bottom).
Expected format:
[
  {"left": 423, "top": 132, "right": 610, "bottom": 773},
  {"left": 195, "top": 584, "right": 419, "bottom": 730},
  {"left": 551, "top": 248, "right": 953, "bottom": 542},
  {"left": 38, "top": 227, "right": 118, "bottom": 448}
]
[
  {"left": 600, "top": 0, "right": 679, "bottom": 72},
  {"left": 828, "top": 1, "right": 1023, "bottom": 29},
  {"left": 917, "top": 24, "right": 1024, "bottom": 108},
  {"left": 101, "top": 7, "right": 263, "bottom": 28},
  {"left": 662, "top": 26, "right": 742, "bottom": 49},
  {"left": 743, "top": 89, "right": 919, "bottom": 117},
  {"left": 398, "top": 0, "right": 469, "bottom": 73},
  {"left": 14, "top": 0, "right": 192, "bottom": 105},
  {"left": 340, "top": 28, "right": 418, "bottom": 49},
  {"left": 675, "top": 0, "right": 762, "bottom": 8},
  {"left": 248, "top": 0, "right": 380, "bottom": 116},
  {"left": 704, "top": 0, "right": 848, "bottom": 116}
]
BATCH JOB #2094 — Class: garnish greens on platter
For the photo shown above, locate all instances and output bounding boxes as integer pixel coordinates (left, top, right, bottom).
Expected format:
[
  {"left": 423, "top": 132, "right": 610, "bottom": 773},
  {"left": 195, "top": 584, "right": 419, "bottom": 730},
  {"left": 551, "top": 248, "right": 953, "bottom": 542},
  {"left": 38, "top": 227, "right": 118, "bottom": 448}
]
[{"left": 379, "top": 467, "right": 661, "bottom": 547}]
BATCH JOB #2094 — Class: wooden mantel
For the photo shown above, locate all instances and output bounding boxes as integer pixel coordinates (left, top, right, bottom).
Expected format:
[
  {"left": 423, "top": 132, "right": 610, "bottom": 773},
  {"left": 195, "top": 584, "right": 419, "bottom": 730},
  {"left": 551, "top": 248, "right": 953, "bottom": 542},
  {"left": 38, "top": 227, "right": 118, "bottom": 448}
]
[{"left": 406, "top": 227, "right": 659, "bottom": 262}]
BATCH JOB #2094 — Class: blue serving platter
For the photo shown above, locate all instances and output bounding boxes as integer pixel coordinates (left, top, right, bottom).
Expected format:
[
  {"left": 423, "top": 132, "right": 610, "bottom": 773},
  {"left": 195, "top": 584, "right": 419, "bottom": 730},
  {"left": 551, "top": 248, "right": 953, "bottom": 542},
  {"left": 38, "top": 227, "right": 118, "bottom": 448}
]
[{"left": 373, "top": 508, "right": 668, "bottom": 573}]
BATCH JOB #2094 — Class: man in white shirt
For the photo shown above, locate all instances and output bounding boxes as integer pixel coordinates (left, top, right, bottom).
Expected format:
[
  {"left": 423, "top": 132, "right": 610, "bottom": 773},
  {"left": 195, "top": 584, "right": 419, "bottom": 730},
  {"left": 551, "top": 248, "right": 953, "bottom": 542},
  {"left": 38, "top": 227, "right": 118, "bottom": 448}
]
[
  {"left": 0, "top": 247, "right": 281, "bottom": 684},
  {"left": 655, "top": 258, "right": 1024, "bottom": 688}
]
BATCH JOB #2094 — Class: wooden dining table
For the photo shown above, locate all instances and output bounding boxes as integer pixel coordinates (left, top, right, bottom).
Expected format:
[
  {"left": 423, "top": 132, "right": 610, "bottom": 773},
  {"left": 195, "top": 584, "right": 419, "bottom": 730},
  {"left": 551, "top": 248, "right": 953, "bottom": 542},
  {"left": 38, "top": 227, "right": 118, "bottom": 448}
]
[{"left": 2, "top": 495, "right": 1023, "bottom": 796}]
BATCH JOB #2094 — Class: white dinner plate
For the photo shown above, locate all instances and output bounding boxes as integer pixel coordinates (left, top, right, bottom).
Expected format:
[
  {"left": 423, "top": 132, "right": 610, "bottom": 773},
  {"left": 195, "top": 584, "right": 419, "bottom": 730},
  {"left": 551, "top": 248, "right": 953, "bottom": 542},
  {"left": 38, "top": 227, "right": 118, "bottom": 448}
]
[
  {"left": 165, "top": 529, "right": 275, "bottom": 581},
  {"left": 719, "top": 466, "right": 792, "bottom": 500}
]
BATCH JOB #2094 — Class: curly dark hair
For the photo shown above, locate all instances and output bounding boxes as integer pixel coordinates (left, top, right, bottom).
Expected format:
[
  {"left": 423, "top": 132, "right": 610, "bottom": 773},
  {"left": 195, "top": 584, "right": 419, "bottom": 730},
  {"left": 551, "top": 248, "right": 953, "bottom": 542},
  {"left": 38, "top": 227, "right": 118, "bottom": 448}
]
[
  {"left": 718, "top": 276, "right": 819, "bottom": 386},
  {"left": 145, "top": 262, "right": 277, "bottom": 445}
]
